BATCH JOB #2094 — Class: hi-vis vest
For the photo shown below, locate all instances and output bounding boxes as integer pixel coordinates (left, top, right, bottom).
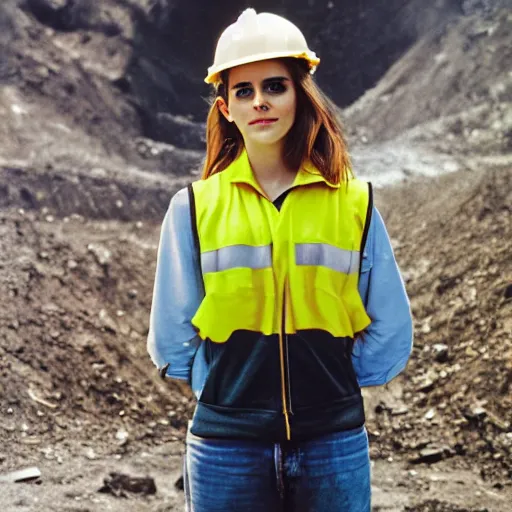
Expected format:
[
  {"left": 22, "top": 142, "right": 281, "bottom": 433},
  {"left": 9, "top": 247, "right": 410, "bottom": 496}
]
[{"left": 190, "top": 150, "right": 372, "bottom": 343}]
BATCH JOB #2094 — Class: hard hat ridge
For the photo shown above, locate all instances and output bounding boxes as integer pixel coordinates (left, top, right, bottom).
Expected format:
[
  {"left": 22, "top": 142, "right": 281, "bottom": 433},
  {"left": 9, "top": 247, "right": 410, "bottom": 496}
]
[{"left": 237, "top": 8, "right": 257, "bottom": 25}]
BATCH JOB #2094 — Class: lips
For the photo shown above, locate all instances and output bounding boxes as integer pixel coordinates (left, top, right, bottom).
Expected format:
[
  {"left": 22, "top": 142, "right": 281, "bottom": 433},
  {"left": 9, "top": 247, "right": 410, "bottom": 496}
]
[{"left": 249, "top": 118, "right": 278, "bottom": 125}]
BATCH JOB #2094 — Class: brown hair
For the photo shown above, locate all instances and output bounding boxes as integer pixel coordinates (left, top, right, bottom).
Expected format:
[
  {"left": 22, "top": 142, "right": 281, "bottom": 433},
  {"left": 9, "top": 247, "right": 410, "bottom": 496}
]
[{"left": 201, "top": 58, "right": 353, "bottom": 184}]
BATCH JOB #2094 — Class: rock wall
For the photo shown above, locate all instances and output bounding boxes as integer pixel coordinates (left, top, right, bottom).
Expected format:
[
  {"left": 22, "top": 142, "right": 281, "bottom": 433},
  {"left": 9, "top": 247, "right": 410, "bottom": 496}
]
[
  {"left": 124, "top": 0, "right": 463, "bottom": 125},
  {"left": 17, "top": 0, "right": 464, "bottom": 147}
]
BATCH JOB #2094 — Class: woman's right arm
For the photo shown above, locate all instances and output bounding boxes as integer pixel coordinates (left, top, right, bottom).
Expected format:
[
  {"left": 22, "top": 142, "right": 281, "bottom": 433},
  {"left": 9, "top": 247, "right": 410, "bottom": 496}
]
[{"left": 147, "top": 187, "right": 204, "bottom": 382}]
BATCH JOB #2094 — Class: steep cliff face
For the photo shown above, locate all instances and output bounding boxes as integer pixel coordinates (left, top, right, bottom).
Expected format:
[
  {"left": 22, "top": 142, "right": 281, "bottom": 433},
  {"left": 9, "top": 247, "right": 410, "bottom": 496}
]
[
  {"left": 344, "top": 3, "right": 512, "bottom": 153},
  {"left": 118, "top": 0, "right": 463, "bottom": 124},
  {"left": 2, "top": 0, "right": 509, "bottom": 182},
  {"left": 12, "top": 0, "right": 463, "bottom": 146}
]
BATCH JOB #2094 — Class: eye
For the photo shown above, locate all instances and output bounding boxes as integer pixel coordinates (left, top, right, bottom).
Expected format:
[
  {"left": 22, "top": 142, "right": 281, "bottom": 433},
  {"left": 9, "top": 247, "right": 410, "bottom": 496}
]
[
  {"left": 235, "top": 87, "right": 253, "bottom": 98},
  {"left": 265, "top": 82, "right": 286, "bottom": 94}
]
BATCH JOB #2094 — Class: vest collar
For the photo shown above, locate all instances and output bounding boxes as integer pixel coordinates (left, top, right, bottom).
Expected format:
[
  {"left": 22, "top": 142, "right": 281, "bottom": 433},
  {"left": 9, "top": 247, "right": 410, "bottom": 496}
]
[{"left": 227, "top": 149, "right": 340, "bottom": 195}]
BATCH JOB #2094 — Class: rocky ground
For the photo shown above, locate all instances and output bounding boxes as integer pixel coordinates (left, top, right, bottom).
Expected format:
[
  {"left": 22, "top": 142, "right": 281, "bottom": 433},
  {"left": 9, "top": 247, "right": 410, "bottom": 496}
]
[
  {"left": 370, "top": 165, "right": 512, "bottom": 484},
  {"left": 1, "top": 165, "right": 510, "bottom": 512},
  {"left": 1, "top": 1, "right": 511, "bottom": 511}
]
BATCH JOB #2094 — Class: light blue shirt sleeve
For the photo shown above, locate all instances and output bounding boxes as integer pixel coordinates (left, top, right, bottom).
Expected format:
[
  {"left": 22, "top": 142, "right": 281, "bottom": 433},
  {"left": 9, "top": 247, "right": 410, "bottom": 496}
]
[
  {"left": 147, "top": 187, "right": 204, "bottom": 382},
  {"left": 353, "top": 206, "right": 414, "bottom": 387}
]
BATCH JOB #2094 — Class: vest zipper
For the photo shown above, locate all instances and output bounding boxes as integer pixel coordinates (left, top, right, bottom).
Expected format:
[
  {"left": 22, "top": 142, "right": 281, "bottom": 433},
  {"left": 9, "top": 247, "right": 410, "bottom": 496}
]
[
  {"left": 272, "top": 192, "right": 293, "bottom": 440},
  {"left": 279, "top": 283, "right": 292, "bottom": 440},
  {"left": 278, "top": 332, "right": 291, "bottom": 440},
  {"left": 285, "top": 333, "right": 293, "bottom": 416}
]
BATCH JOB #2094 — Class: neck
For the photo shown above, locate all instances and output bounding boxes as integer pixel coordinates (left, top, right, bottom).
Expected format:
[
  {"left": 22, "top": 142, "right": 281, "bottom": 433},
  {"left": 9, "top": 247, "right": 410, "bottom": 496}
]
[{"left": 244, "top": 141, "right": 296, "bottom": 185}]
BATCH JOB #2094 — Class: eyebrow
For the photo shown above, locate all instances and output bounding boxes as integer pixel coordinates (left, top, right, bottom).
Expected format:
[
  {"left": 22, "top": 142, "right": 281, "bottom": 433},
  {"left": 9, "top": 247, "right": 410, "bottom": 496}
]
[{"left": 231, "top": 76, "right": 290, "bottom": 90}]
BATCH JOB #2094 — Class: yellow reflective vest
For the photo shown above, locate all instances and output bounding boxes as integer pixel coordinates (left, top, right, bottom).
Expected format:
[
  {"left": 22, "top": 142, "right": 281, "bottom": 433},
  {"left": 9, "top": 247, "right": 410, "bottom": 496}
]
[{"left": 190, "top": 150, "right": 372, "bottom": 343}]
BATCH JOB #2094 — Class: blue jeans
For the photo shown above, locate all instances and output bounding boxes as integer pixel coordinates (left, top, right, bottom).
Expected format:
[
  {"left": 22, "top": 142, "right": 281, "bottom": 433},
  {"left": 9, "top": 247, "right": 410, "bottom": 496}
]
[{"left": 184, "top": 425, "right": 371, "bottom": 511}]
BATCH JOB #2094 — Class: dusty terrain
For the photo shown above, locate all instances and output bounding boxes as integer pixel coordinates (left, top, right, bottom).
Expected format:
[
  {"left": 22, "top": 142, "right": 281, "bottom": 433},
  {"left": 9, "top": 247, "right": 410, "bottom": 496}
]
[
  {"left": 1, "top": 1, "right": 511, "bottom": 511},
  {"left": 1, "top": 166, "right": 511, "bottom": 512}
]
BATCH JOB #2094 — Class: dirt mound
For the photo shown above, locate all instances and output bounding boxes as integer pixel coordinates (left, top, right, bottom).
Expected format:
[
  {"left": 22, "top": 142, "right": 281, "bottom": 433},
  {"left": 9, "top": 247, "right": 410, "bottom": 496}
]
[
  {"left": 0, "top": 161, "right": 194, "bottom": 222},
  {"left": 0, "top": 206, "right": 195, "bottom": 470},
  {"left": 368, "top": 165, "right": 511, "bottom": 484},
  {"left": 0, "top": 0, "right": 204, "bottom": 179},
  {"left": 345, "top": 5, "right": 511, "bottom": 158}
]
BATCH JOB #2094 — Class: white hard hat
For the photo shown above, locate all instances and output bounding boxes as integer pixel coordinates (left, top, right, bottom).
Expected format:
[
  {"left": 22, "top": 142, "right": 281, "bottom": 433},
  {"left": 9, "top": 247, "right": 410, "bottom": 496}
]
[{"left": 205, "top": 8, "right": 320, "bottom": 84}]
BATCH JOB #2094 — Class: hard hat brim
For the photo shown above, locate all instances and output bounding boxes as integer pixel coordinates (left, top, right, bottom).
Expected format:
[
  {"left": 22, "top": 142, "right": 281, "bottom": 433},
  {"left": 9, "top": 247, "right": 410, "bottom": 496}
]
[{"left": 204, "top": 50, "right": 320, "bottom": 84}]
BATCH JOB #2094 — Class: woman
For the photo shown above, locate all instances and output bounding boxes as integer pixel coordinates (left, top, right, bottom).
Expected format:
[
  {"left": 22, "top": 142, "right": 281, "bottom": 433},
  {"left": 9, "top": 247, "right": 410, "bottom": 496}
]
[{"left": 148, "top": 8, "right": 413, "bottom": 512}]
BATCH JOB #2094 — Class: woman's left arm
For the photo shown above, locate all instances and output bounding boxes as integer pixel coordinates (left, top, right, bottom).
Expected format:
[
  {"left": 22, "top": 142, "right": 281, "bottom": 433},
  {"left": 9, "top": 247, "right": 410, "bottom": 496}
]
[{"left": 353, "top": 207, "right": 414, "bottom": 387}]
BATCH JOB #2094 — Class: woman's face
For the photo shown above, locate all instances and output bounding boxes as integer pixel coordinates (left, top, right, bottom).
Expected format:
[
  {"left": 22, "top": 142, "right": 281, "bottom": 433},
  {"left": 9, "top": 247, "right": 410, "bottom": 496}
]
[{"left": 218, "top": 59, "right": 297, "bottom": 149}]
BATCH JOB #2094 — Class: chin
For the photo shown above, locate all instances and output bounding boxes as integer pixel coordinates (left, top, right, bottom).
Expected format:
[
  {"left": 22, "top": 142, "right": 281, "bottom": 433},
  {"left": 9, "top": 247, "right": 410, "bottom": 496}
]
[
  {"left": 252, "top": 137, "right": 285, "bottom": 146},
  {"left": 247, "top": 131, "right": 290, "bottom": 147}
]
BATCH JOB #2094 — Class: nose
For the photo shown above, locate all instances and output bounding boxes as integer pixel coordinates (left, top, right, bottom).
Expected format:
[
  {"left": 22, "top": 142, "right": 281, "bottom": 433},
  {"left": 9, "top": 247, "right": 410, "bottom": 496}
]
[{"left": 253, "top": 90, "right": 269, "bottom": 112}]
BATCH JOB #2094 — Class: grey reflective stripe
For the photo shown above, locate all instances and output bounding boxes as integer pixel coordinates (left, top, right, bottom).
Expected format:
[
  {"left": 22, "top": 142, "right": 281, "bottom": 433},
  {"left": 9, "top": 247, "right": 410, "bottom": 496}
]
[
  {"left": 295, "top": 243, "right": 360, "bottom": 274},
  {"left": 201, "top": 244, "right": 272, "bottom": 274}
]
